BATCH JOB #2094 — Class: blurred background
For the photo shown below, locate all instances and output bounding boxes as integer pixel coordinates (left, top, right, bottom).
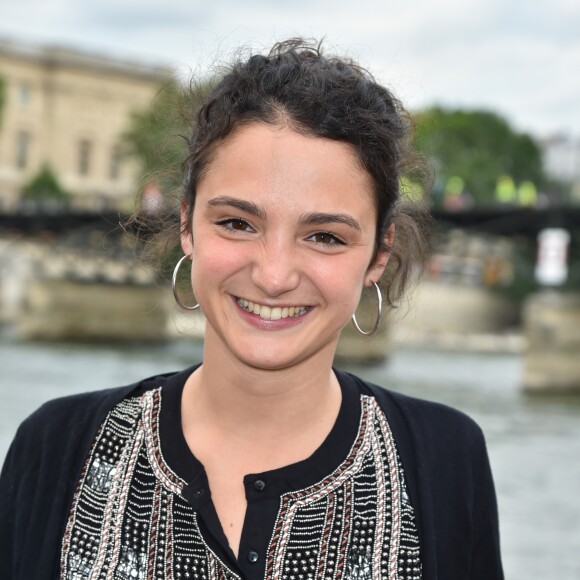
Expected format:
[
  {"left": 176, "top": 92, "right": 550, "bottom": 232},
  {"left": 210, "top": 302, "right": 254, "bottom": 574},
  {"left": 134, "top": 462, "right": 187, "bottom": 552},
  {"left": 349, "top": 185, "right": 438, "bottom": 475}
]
[{"left": 0, "top": 1, "right": 579, "bottom": 578}]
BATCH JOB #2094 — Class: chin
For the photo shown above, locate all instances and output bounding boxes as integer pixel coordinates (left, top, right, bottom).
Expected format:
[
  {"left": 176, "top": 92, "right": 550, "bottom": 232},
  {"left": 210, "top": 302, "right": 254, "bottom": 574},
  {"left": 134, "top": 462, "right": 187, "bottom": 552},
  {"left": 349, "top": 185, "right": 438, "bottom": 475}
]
[
  {"left": 204, "top": 315, "right": 342, "bottom": 372},
  {"left": 230, "top": 335, "right": 338, "bottom": 372},
  {"left": 235, "top": 349, "right": 306, "bottom": 372}
]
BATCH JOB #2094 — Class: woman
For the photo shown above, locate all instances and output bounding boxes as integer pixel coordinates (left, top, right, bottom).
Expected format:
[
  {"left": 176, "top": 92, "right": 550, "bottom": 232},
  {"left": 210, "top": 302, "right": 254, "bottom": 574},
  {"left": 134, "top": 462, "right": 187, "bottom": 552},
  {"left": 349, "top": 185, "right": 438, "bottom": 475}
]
[{"left": 0, "top": 40, "right": 503, "bottom": 579}]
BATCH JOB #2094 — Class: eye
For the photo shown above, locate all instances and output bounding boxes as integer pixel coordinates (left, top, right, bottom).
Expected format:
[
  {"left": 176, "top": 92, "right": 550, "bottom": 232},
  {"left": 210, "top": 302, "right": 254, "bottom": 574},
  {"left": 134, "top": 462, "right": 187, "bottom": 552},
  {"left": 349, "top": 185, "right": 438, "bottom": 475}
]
[
  {"left": 216, "top": 218, "right": 254, "bottom": 233},
  {"left": 307, "top": 232, "right": 346, "bottom": 246}
]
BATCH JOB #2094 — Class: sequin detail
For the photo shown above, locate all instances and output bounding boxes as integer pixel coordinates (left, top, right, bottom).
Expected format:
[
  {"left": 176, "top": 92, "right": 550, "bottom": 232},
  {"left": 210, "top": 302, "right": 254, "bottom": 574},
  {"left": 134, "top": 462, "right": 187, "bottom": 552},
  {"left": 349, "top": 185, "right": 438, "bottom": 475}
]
[
  {"left": 60, "top": 389, "right": 422, "bottom": 579},
  {"left": 267, "top": 396, "right": 422, "bottom": 580}
]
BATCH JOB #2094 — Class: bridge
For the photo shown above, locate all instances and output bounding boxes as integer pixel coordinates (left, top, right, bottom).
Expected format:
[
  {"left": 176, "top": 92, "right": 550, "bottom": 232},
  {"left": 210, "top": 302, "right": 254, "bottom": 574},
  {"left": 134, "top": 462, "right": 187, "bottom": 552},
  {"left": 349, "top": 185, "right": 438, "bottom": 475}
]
[
  {"left": 430, "top": 205, "right": 580, "bottom": 236},
  {"left": 1, "top": 206, "right": 580, "bottom": 237}
]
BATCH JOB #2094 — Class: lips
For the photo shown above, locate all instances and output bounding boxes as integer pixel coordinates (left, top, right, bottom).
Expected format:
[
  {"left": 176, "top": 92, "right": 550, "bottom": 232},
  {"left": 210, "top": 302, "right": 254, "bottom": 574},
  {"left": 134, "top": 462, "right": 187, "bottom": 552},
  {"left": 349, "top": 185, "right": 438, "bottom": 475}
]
[{"left": 237, "top": 298, "right": 309, "bottom": 320}]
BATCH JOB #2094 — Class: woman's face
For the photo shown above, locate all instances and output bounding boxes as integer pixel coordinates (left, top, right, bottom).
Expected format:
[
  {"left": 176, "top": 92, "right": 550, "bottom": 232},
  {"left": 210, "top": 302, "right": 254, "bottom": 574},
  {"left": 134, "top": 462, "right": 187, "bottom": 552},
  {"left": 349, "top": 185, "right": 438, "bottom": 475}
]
[{"left": 181, "top": 122, "right": 390, "bottom": 371}]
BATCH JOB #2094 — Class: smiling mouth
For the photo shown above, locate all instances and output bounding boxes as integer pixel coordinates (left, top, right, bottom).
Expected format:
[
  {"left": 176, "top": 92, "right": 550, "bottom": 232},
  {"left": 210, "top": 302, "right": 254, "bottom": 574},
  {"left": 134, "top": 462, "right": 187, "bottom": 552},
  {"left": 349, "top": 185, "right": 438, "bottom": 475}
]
[{"left": 237, "top": 298, "right": 309, "bottom": 320}]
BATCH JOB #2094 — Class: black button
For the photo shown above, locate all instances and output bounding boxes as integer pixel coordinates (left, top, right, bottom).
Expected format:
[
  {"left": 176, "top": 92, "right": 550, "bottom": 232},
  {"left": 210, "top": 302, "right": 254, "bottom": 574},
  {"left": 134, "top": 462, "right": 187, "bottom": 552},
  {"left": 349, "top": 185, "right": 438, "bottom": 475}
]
[
  {"left": 192, "top": 488, "right": 205, "bottom": 498},
  {"left": 253, "top": 479, "right": 266, "bottom": 491},
  {"left": 247, "top": 551, "right": 259, "bottom": 563}
]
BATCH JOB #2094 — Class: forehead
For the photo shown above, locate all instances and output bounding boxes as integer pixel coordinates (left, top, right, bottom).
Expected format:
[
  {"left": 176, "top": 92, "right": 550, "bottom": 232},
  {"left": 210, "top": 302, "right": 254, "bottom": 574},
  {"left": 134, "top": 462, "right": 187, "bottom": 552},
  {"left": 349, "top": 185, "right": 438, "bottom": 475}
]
[{"left": 196, "top": 123, "right": 376, "bottom": 219}]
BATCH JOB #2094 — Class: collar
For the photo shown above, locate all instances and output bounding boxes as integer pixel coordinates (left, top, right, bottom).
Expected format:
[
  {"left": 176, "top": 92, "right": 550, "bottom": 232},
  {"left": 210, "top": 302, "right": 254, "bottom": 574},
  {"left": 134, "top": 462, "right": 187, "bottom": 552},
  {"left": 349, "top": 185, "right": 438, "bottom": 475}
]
[{"left": 158, "top": 365, "right": 362, "bottom": 508}]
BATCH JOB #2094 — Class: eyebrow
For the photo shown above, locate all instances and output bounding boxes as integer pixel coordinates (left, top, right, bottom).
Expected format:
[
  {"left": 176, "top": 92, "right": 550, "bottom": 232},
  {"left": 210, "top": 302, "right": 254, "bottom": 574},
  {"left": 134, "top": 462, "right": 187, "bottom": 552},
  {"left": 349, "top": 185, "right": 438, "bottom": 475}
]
[
  {"left": 207, "top": 196, "right": 266, "bottom": 220},
  {"left": 207, "top": 196, "right": 361, "bottom": 232},
  {"left": 299, "top": 212, "right": 362, "bottom": 232}
]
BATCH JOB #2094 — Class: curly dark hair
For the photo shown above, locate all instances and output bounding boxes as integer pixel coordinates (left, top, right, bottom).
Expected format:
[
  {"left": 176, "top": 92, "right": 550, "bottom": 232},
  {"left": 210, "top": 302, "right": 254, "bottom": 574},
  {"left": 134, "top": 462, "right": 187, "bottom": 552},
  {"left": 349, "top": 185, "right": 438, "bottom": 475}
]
[{"left": 145, "top": 38, "right": 429, "bottom": 305}]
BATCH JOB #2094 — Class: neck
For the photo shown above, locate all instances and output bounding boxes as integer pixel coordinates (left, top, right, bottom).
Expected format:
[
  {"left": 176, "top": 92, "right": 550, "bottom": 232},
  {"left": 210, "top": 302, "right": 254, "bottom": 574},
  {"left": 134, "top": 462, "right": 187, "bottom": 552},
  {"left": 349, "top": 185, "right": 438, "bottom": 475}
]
[{"left": 182, "top": 332, "right": 341, "bottom": 443}]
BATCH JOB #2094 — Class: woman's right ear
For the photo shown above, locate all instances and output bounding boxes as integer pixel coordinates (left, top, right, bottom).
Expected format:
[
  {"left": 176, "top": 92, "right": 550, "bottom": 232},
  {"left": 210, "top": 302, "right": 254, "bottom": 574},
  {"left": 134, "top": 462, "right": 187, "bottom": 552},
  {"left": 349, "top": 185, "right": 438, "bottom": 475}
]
[{"left": 180, "top": 202, "right": 193, "bottom": 257}]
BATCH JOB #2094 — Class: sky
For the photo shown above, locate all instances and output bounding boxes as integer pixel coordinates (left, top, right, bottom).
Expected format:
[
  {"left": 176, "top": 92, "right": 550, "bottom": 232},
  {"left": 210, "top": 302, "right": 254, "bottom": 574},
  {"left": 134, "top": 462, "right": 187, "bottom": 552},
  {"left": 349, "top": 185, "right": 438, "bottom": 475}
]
[{"left": 1, "top": 0, "right": 579, "bottom": 139}]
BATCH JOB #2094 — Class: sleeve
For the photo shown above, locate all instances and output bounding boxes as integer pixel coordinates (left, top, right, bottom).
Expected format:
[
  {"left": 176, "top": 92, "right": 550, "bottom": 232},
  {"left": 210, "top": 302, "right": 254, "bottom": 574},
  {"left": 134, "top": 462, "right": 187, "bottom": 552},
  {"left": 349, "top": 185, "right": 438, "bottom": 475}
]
[
  {"left": 468, "top": 425, "right": 504, "bottom": 580},
  {"left": 0, "top": 432, "right": 19, "bottom": 578},
  {"left": 0, "top": 415, "right": 44, "bottom": 579}
]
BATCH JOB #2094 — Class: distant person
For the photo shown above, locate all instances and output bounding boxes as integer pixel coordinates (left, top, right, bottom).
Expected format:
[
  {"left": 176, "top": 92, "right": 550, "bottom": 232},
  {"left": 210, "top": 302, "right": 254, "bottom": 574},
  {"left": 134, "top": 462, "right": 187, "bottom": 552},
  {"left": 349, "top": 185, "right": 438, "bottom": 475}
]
[{"left": 0, "top": 39, "right": 503, "bottom": 579}]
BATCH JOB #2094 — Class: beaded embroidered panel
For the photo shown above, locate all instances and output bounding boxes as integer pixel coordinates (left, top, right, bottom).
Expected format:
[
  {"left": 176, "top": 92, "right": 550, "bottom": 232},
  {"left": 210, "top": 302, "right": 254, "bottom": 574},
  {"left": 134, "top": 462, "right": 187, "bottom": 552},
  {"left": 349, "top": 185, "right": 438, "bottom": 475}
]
[{"left": 60, "top": 389, "right": 422, "bottom": 580}]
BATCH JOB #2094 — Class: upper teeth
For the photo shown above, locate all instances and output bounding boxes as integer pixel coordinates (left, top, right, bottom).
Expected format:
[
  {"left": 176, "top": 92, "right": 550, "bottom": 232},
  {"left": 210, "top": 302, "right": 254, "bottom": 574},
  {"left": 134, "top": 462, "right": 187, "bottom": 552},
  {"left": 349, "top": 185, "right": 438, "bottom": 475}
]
[{"left": 238, "top": 299, "right": 308, "bottom": 320}]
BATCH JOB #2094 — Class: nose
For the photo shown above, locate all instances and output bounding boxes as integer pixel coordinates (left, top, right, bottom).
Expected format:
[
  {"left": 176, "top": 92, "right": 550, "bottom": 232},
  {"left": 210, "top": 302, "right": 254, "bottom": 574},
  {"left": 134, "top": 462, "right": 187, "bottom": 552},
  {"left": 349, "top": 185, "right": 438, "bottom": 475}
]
[{"left": 250, "top": 239, "right": 300, "bottom": 297}]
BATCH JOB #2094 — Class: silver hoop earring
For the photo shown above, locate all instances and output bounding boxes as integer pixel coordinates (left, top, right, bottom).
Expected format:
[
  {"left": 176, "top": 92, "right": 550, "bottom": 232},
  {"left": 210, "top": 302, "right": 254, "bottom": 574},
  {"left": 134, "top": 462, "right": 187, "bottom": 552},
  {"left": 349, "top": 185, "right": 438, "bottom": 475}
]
[
  {"left": 351, "top": 281, "right": 382, "bottom": 336},
  {"left": 172, "top": 255, "right": 200, "bottom": 311}
]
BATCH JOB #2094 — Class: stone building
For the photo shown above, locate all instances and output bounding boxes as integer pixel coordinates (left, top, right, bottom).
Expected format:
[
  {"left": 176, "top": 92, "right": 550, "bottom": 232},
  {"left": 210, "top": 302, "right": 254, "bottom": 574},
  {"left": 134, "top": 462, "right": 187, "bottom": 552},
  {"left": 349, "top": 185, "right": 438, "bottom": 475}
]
[{"left": 0, "top": 38, "right": 172, "bottom": 211}]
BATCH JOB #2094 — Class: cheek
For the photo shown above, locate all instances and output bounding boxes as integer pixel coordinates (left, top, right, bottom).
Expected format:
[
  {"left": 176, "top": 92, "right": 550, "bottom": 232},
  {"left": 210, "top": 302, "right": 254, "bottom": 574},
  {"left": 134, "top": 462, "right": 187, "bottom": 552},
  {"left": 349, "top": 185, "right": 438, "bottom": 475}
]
[
  {"left": 309, "top": 257, "right": 367, "bottom": 307},
  {"left": 190, "top": 239, "right": 248, "bottom": 285}
]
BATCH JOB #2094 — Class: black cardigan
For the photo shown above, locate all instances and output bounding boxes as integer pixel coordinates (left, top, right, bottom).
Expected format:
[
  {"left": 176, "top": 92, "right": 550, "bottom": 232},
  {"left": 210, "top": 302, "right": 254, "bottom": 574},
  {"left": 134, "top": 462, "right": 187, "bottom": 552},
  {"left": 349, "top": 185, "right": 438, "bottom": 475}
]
[{"left": 0, "top": 368, "right": 503, "bottom": 579}]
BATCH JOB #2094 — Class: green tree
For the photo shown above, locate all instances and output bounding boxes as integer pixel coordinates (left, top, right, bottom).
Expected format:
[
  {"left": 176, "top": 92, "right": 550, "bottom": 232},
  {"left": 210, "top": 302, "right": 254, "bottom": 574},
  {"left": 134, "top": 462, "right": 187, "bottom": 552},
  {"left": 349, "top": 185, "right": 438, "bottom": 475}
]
[
  {"left": 21, "top": 164, "right": 69, "bottom": 202},
  {"left": 413, "top": 107, "right": 546, "bottom": 206},
  {"left": 122, "top": 79, "right": 212, "bottom": 198}
]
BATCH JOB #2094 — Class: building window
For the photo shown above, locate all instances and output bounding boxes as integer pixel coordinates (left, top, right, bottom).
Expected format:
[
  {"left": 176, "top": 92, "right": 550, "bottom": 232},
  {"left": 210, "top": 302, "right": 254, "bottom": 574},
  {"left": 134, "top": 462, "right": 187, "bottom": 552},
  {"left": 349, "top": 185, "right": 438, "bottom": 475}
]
[
  {"left": 18, "top": 84, "right": 30, "bottom": 107},
  {"left": 78, "top": 139, "right": 92, "bottom": 176},
  {"left": 110, "top": 145, "right": 121, "bottom": 180},
  {"left": 16, "top": 131, "right": 30, "bottom": 169}
]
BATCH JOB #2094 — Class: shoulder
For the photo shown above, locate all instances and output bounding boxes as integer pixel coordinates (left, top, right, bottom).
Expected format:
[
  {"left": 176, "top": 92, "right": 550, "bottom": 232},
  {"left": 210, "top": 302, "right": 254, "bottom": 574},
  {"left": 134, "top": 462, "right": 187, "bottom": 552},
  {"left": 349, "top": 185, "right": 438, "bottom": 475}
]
[
  {"left": 379, "top": 382, "right": 483, "bottom": 438},
  {"left": 21, "top": 385, "right": 134, "bottom": 430},
  {"left": 9, "top": 368, "right": 185, "bottom": 461},
  {"left": 14, "top": 385, "right": 136, "bottom": 453},
  {"left": 338, "top": 369, "right": 487, "bottom": 457}
]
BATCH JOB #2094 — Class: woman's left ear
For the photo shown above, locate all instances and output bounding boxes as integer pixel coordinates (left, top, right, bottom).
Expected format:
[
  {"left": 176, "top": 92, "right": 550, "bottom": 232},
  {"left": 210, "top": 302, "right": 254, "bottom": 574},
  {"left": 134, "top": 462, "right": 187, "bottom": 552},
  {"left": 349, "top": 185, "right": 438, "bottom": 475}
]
[
  {"left": 180, "top": 201, "right": 194, "bottom": 257},
  {"left": 366, "top": 224, "right": 395, "bottom": 285}
]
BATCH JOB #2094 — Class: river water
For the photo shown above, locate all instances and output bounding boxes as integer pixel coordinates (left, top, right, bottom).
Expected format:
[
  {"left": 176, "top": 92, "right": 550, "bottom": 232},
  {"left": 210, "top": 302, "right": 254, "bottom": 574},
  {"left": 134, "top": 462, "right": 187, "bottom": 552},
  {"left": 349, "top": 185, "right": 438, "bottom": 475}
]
[{"left": 1, "top": 335, "right": 579, "bottom": 579}]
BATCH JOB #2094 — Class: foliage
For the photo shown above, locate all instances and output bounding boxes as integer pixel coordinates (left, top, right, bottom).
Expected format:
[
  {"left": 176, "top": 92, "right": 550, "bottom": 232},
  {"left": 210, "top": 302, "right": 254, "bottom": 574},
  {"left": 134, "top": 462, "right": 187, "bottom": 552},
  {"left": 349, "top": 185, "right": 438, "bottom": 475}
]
[
  {"left": 21, "top": 164, "right": 69, "bottom": 200},
  {"left": 413, "top": 107, "right": 546, "bottom": 206},
  {"left": 121, "top": 79, "right": 213, "bottom": 199}
]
